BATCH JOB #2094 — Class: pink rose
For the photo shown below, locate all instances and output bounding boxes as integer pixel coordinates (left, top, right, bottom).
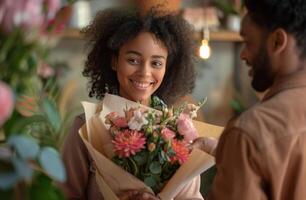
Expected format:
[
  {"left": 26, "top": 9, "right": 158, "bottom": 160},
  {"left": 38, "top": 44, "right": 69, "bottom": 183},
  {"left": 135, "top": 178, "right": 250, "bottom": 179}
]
[
  {"left": 112, "top": 117, "right": 128, "bottom": 128},
  {"left": 0, "top": 81, "right": 14, "bottom": 126},
  {"left": 161, "top": 127, "right": 175, "bottom": 142},
  {"left": 177, "top": 113, "right": 198, "bottom": 142}
]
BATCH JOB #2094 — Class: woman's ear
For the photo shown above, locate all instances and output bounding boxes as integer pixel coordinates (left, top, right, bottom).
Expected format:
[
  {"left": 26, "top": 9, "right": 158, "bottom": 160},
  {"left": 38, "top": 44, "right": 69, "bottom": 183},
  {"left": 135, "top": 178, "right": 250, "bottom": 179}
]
[
  {"left": 268, "top": 28, "right": 288, "bottom": 55},
  {"left": 111, "top": 56, "right": 117, "bottom": 71}
]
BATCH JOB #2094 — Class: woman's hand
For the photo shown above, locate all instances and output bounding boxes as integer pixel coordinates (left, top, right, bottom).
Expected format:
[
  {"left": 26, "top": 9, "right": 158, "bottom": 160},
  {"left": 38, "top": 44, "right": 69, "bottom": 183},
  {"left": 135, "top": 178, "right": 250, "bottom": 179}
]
[
  {"left": 118, "top": 190, "right": 160, "bottom": 200},
  {"left": 191, "top": 137, "right": 218, "bottom": 156}
]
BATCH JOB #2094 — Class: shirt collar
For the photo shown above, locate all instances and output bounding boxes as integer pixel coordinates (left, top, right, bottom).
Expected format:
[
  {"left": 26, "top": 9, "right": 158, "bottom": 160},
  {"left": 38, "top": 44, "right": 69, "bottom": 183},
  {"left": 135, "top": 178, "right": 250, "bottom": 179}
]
[{"left": 262, "top": 70, "right": 306, "bottom": 101}]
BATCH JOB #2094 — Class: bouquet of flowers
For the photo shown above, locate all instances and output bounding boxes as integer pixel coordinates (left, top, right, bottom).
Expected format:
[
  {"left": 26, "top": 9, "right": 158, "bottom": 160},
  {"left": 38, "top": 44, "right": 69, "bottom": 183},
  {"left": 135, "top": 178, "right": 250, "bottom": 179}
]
[
  {"left": 79, "top": 94, "right": 224, "bottom": 200},
  {"left": 105, "top": 98, "right": 206, "bottom": 193}
]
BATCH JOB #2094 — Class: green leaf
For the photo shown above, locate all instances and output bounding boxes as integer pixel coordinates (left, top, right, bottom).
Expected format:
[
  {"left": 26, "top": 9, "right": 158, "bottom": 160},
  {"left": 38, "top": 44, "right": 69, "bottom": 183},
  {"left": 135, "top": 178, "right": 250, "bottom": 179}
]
[
  {"left": 10, "top": 114, "right": 47, "bottom": 134},
  {"left": 133, "top": 152, "right": 147, "bottom": 166},
  {"left": 0, "top": 172, "right": 19, "bottom": 190},
  {"left": 42, "top": 98, "right": 61, "bottom": 133},
  {"left": 39, "top": 147, "right": 66, "bottom": 182},
  {"left": 8, "top": 135, "right": 39, "bottom": 160},
  {"left": 149, "top": 162, "right": 161, "bottom": 174},
  {"left": 144, "top": 176, "right": 157, "bottom": 187},
  {"left": 12, "top": 156, "right": 33, "bottom": 180},
  {"left": 29, "top": 174, "right": 65, "bottom": 200}
]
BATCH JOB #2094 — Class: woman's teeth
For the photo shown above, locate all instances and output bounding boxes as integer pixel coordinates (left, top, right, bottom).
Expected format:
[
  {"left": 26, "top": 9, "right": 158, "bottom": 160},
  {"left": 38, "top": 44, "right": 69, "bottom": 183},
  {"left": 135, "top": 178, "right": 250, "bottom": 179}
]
[{"left": 132, "top": 80, "right": 153, "bottom": 89}]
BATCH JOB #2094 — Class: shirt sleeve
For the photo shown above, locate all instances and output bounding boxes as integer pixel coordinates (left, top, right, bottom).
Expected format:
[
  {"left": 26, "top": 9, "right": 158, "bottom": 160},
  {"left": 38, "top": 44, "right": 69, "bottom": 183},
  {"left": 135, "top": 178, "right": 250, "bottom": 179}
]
[
  {"left": 174, "top": 176, "right": 204, "bottom": 200},
  {"left": 208, "top": 127, "right": 267, "bottom": 200},
  {"left": 59, "top": 115, "right": 90, "bottom": 199}
]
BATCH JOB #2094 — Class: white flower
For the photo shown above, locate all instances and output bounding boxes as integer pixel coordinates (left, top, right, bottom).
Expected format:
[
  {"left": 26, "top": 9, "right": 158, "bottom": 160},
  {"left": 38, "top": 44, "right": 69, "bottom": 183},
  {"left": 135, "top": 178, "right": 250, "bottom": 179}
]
[{"left": 128, "top": 109, "right": 148, "bottom": 131}]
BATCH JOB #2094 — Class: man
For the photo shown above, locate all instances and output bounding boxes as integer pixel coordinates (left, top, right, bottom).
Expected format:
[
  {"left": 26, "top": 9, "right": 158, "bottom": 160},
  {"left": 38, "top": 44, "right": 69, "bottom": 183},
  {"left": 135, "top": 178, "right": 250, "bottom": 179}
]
[{"left": 193, "top": 0, "right": 306, "bottom": 199}]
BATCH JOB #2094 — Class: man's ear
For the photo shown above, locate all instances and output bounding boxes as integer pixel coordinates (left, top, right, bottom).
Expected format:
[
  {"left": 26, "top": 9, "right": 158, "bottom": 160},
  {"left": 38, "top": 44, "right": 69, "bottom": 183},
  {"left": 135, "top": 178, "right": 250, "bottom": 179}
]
[
  {"left": 268, "top": 28, "right": 288, "bottom": 55},
  {"left": 111, "top": 56, "right": 117, "bottom": 71}
]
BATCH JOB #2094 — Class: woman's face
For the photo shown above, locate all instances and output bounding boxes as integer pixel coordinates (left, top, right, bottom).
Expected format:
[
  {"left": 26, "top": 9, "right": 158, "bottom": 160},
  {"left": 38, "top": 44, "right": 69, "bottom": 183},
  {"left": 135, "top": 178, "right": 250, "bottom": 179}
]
[{"left": 115, "top": 32, "right": 168, "bottom": 106}]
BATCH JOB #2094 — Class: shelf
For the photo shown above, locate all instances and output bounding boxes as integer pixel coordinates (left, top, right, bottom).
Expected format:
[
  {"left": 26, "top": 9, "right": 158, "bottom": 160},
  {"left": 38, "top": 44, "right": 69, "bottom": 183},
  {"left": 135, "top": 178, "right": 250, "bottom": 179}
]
[
  {"left": 210, "top": 31, "right": 242, "bottom": 42},
  {"left": 62, "top": 28, "right": 242, "bottom": 42},
  {"left": 62, "top": 28, "right": 82, "bottom": 39}
]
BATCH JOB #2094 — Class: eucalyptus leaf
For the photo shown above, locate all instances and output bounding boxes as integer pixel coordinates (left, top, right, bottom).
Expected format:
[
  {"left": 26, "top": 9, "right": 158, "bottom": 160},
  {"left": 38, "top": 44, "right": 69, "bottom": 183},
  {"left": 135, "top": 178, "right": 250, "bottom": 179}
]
[
  {"left": 42, "top": 98, "right": 61, "bottom": 133},
  {"left": 12, "top": 156, "right": 33, "bottom": 180},
  {"left": 0, "top": 172, "right": 19, "bottom": 189},
  {"left": 144, "top": 176, "right": 157, "bottom": 187},
  {"left": 8, "top": 135, "right": 39, "bottom": 160},
  {"left": 39, "top": 147, "right": 66, "bottom": 182},
  {"left": 149, "top": 161, "right": 161, "bottom": 174},
  {"left": 133, "top": 152, "right": 147, "bottom": 165}
]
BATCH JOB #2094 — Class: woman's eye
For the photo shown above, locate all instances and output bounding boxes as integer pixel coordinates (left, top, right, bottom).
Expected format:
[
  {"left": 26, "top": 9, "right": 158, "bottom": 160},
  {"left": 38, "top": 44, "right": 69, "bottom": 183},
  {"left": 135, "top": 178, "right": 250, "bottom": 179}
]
[
  {"left": 127, "top": 58, "right": 140, "bottom": 65},
  {"left": 151, "top": 60, "right": 163, "bottom": 68}
]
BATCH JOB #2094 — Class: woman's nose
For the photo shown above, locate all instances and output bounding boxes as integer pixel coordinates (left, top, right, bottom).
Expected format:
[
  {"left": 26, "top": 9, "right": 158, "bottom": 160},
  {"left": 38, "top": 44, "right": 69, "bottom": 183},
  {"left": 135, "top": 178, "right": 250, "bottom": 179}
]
[{"left": 138, "top": 62, "right": 151, "bottom": 76}]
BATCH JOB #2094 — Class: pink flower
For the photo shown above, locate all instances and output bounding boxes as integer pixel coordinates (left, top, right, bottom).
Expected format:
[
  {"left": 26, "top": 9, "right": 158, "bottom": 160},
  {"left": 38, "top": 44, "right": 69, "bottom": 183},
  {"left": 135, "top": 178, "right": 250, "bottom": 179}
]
[
  {"left": 44, "top": 0, "right": 61, "bottom": 19},
  {"left": 113, "top": 117, "right": 128, "bottom": 128},
  {"left": 0, "top": 81, "right": 14, "bottom": 126},
  {"left": 105, "top": 112, "right": 128, "bottom": 128},
  {"left": 170, "top": 139, "right": 189, "bottom": 164},
  {"left": 161, "top": 127, "right": 175, "bottom": 142},
  {"left": 105, "top": 111, "right": 119, "bottom": 124},
  {"left": 0, "top": 0, "right": 44, "bottom": 33},
  {"left": 177, "top": 113, "right": 199, "bottom": 142},
  {"left": 112, "top": 130, "right": 146, "bottom": 158},
  {"left": 37, "top": 63, "right": 55, "bottom": 78}
]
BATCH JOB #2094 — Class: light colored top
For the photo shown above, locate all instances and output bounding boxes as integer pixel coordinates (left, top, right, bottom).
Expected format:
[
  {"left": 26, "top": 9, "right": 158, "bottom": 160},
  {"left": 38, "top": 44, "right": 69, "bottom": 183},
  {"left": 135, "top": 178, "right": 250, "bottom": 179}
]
[{"left": 209, "top": 71, "right": 306, "bottom": 200}]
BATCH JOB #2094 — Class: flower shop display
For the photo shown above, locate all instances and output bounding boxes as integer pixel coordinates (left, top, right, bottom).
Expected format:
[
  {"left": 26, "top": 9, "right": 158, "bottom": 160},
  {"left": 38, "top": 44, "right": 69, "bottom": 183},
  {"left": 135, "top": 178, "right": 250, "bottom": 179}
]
[{"left": 0, "top": 0, "right": 75, "bottom": 199}]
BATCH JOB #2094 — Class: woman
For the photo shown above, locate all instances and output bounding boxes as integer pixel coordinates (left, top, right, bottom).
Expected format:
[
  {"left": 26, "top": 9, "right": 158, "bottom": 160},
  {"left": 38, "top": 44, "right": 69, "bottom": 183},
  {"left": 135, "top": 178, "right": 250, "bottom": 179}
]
[{"left": 61, "top": 7, "right": 202, "bottom": 199}]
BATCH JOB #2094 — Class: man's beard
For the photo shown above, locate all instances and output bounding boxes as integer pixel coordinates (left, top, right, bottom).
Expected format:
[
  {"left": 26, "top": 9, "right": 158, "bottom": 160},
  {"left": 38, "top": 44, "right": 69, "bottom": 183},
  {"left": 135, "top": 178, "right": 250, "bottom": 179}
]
[{"left": 251, "top": 48, "right": 276, "bottom": 92}]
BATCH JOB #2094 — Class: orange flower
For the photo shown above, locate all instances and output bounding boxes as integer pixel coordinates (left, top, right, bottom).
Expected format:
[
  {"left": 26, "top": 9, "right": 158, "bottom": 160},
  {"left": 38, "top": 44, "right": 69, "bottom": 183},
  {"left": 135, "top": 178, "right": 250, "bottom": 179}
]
[
  {"left": 112, "top": 129, "right": 146, "bottom": 158},
  {"left": 170, "top": 139, "right": 189, "bottom": 164}
]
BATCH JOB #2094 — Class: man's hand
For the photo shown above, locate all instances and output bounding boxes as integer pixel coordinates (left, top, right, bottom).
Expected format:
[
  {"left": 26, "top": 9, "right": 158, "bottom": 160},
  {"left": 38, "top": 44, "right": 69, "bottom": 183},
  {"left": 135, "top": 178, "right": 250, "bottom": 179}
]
[
  {"left": 118, "top": 190, "right": 160, "bottom": 200},
  {"left": 191, "top": 137, "right": 218, "bottom": 156}
]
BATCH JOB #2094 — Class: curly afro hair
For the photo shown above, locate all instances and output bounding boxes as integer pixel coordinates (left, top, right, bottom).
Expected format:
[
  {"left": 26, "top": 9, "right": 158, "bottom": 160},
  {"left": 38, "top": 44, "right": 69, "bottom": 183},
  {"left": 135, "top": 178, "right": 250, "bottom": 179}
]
[
  {"left": 244, "top": 0, "right": 306, "bottom": 58},
  {"left": 82, "top": 7, "right": 196, "bottom": 106}
]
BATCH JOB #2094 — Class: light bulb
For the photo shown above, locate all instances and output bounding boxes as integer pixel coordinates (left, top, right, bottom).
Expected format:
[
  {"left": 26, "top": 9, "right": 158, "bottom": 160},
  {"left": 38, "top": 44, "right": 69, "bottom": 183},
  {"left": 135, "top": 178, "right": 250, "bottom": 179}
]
[{"left": 199, "top": 39, "right": 211, "bottom": 59}]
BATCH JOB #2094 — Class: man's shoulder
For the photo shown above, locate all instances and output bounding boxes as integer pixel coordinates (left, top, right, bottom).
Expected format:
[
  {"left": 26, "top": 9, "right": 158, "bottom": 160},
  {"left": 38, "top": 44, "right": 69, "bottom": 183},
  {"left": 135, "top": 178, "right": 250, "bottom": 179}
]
[{"left": 228, "top": 102, "right": 280, "bottom": 144}]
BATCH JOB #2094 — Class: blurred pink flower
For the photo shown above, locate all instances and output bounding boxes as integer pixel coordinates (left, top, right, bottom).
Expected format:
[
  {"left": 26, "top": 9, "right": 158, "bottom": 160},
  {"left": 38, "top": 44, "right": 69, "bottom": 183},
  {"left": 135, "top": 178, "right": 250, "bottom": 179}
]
[
  {"left": 45, "top": 0, "right": 61, "bottom": 19},
  {"left": 170, "top": 139, "right": 189, "bottom": 164},
  {"left": 0, "top": 0, "right": 44, "bottom": 33},
  {"left": 37, "top": 63, "right": 55, "bottom": 78},
  {"left": 177, "top": 113, "right": 199, "bottom": 142},
  {"left": 112, "top": 130, "right": 146, "bottom": 158},
  {"left": 0, "top": 81, "right": 14, "bottom": 126},
  {"left": 161, "top": 127, "right": 175, "bottom": 142}
]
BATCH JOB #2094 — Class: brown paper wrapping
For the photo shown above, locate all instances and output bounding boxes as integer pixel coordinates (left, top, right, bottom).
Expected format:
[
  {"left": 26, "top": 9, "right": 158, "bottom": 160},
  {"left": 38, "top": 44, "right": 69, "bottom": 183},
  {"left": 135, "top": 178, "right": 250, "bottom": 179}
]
[{"left": 79, "top": 94, "right": 224, "bottom": 200}]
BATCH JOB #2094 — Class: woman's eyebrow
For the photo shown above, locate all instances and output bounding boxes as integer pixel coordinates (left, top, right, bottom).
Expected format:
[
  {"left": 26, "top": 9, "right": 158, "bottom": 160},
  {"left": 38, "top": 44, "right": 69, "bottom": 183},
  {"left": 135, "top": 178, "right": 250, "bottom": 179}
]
[{"left": 126, "top": 51, "right": 166, "bottom": 59}]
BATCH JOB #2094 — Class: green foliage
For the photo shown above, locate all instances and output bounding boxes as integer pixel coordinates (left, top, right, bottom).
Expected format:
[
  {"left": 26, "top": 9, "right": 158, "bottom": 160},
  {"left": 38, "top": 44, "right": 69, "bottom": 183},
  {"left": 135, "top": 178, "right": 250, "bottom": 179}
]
[{"left": 212, "top": 0, "right": 244, "bottom": 15}]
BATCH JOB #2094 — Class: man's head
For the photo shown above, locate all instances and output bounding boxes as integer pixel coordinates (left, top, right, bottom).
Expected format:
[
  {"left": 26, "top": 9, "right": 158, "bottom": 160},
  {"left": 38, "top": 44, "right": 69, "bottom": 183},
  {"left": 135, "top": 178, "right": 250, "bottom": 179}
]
[{"left": 240, "top": 0, "right": 306, "bottom": 92}]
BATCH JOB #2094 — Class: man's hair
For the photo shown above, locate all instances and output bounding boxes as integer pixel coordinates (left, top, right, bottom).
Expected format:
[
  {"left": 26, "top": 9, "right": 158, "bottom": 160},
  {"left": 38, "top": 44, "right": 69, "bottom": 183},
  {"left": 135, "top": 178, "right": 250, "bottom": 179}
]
[
  {"left": 244, "top": 0, "right": 306, "bottom": 58},
  {"left": 82, "top": 7, "right": 196, "bottom": 105}
]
